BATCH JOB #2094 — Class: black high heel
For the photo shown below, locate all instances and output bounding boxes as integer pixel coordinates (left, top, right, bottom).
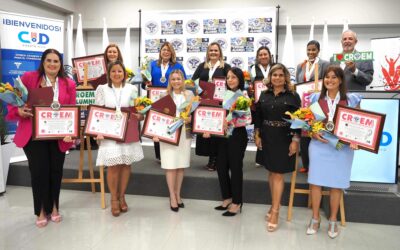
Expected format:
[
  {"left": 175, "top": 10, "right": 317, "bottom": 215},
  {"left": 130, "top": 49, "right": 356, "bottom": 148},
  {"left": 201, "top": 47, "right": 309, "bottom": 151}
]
[
  {"left": 222, "top": 203, "right": 243, "bottom": 217},
  {"left": 170, "top": 199, "right": 179, "bottom": 212},
  {"left": 178, "top": 202, "right": 185, "bottom": 208},
  {"left": 214, "top": 203, "right": 232, "bottom": 211}
]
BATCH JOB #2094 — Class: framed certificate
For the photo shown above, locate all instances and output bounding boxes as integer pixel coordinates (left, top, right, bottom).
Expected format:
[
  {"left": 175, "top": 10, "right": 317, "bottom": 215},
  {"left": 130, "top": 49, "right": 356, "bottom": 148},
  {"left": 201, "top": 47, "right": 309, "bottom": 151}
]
[
  {"left": 83, "top": 105, "right": 129, "bottom": 142},
  {"left": 213, "top": 77, "right": 226, "bottom": 102},
  {"left": 333, "top": 105, "right": 386, "bottom": 153},
  {"left": 147, "top": 87, "right": 168, "bottom": 102},
  {"left": 142, "top": 109, "right": 181, "bottom": 145},
  {"left": 295, "top": 80, "right": 322, "bottom": 107},
  {"left": 253, "top": 81, "right": 268, "bottom": 103},
  {"left": 32, "top": 106, "right": 80, "bottom": 140},
  {"left": 72, "top": 54, "right": 107, "bottom": 84},
  {"left": 192, "top": 106, "right": 226, "bottom": 136}
]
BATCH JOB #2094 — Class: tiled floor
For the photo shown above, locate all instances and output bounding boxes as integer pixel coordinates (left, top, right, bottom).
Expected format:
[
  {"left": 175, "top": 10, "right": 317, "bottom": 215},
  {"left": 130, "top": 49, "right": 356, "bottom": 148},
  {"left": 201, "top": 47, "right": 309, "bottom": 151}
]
[{"left": 0, "top": 186, "right": 399, "bottom": 250}]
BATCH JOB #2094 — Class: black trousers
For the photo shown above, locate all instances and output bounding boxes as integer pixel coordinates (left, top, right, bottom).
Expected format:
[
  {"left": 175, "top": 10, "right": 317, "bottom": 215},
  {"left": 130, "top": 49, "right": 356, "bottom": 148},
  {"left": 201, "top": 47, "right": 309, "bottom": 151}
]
[
  {"left": 216, "top": 127, "right": 248, "bottom": 204},
  {"left": 300, "top": 137, "right": 311, "bottom": 169},
  {"left": 23, "top": 139, "right": 66, "bottom": 216}
]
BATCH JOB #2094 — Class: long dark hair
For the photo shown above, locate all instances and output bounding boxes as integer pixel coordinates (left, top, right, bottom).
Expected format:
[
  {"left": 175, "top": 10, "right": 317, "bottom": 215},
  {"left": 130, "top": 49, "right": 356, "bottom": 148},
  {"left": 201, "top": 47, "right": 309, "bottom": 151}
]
[
  {"left": 107, "top": 60, "right": 127, "bottom": 88},
  {"left": 38, "top": 48, "right": 66, "bottom": 78},
  {"left": 227, "top": 67, "right": 245, "bottom": 91},
  {"left": 319, "top": 65, "right": 348, "bottom": 101}
]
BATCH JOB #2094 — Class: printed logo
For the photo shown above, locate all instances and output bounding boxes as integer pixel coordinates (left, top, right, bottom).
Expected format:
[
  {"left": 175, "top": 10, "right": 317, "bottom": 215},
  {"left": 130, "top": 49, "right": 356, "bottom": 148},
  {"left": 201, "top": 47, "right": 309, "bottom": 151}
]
[
  {"left": 230, "top": 19, "right": 245, "bottom": 33},
  {"left": 257, "top": 37, "right": 272, "bottom": 49},
  {"left": 161, "top": 20, "right": 183, "bottom": 35},
  {"left": 186, "top": 56, "right": 201, "bottom": 71},
  {"left": 287, "top": 67, "right": 296, "bottom": 83},
  {"left": 176, "top": 56, "right": 184, "bottom": 65},
  {"left": 186, "top": 38, "right": 209, "bottom": 53},
  {"left": 248, "top": 18, "right": 273, "bottom": 33},
  {"left": 14, "top": 62, "right": 22, "bottom": 69},
  {"left": 18, "top": 31, "right": 49, "bottom": 45},
  {"left": 186, "top": 19, "right": 200, "bottom": 34},
  {"left": 145, "top": 21, "right": 158, "bottom": 35},
  {"left": 213, "top": 38, "right": 228, "bottom": 51},
  {"left": 230, "top": 57, "right": 244, "bottom": 69},
  {"left": 203, "top": 19, "right": 226, "bottom": 34},
  {"left": 248, "top": 57, "right": 256, "bottom": 66},
  {"left": 230, "top": 37, "right": 254, "bottom": 52},
  {"left": 171, "top": 38, "right": 184, "bottom": 53}
]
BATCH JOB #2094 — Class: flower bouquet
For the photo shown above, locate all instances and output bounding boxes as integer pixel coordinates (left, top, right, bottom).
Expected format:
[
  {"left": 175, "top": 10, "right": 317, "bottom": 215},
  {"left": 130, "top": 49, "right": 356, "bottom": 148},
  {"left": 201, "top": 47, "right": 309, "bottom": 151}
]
[
  {"left": 130, "top": 56, "right": 153, "bottom": 84},
  {"left": 223, "top": 91, "right": 252, "bottom": 135},
  {"left": 243, "top": 70, "right": 251, "bottom": 82},
  {"left": 0, "top": 76, "right": 28, "bottom": 107},
  {"left": 184, "top": 79, "right": 201, "bottom": 95},
  {"left": 167, "top": 96, "right": 200, "bottom": 135},
  {"left": 131, "top": 96, "right": 153, "bottom": 114},
  {"left": 284, "top": 102, "right": 344, "bottom": 150}
]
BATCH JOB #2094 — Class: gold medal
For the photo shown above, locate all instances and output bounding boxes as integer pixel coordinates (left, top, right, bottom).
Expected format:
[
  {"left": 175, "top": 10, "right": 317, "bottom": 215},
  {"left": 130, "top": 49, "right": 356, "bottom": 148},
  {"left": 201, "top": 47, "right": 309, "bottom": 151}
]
[
  {"left": 50, "top": 101, "right": 61, "bottom": 110},
  {"left": 325, "top": 121, "right": 335, "bottom": 132}
]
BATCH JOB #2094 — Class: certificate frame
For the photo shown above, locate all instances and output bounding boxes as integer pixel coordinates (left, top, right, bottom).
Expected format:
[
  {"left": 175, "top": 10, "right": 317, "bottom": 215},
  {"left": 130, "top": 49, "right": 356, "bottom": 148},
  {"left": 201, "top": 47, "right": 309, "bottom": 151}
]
[
  {"left": 141, "top": 109, "right": 181, "bottom": 145},
  {"left": 72, "top": 54, "right": 107, "bottom": 84},
  {"left": 213, "top": 77, "right": 226, "bottom": 102},
  {"left": 83, "top": 105, "right": 129, "bottom": 142},
  {"left": 192, "top": 106, "right": 226, "bottom": 136},
  {"left": 147, "top": 87, "right": 168, "bottom": 103},
  {"left": 333, "top": 104, "right": 386, "bottom": 153},
  {"left": 32, "top": 105, "right": 80, "bottom": 140},
  {"left": 253, "top": 80, "right": 268, "bottom": 103},
  {"left": 295, "top": 80, "right": 322, "bottom": 107}
]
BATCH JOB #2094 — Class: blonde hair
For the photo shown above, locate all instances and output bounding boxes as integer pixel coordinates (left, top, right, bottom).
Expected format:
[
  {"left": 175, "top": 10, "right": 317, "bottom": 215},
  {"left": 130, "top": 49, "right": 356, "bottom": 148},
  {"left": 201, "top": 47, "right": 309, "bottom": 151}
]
[
  {"left": 204, "top": 42, "right": 225, "bottom": 69},
  {"left": 157, "top": 42, "right": 177, "bottom": 66},
  {"left": 167, "top": 69, "right": 186, "bottom": 95},
  {"left": 266, "top": 63, "right": 295, "bottom": 92}
]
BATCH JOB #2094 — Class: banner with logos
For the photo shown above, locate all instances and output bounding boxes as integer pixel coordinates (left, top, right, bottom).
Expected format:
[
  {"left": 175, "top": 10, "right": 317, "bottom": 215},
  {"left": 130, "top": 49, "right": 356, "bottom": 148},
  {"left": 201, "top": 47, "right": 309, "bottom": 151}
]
[
  {"left": 369, "top": 37, "right": 400, "bottom": 91},
  {"left": 141, "top": 8, "right": 277, "bottom": 77},
  {"left": 0, "top": 11, "right": 64, "bottom": 84}
]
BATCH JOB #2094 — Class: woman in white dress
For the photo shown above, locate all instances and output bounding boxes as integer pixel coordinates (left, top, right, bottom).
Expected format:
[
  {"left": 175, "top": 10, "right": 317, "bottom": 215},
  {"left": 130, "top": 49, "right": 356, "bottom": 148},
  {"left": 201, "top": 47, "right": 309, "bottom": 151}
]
[
  {"left": 95, "top": 61, "right": 144, "bottom": 216},
  {"left": 153, "top": 69, "right": 194, "bottom": 212}
]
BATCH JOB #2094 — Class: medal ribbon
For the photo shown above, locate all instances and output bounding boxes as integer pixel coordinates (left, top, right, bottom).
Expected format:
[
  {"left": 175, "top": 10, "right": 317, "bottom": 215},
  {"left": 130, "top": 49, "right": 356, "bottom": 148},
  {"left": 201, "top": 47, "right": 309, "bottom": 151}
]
[
  {"left": 259, "top": 64, "right": 270, "bottom": 80},
  {"left": 45, "top": 75, "right": 59, "bottom": 104},
  {"left": 304, "top": 57, "right": 319, "bottom": 81},
  {"left": 112, "top": 85, "right": 123, "bottom": 113},
  {"left": 326, "top": 91, "right": 341, "bottom": 122},
  {"left": 161, "top": 62, "right": 169, "bottom": 81}
]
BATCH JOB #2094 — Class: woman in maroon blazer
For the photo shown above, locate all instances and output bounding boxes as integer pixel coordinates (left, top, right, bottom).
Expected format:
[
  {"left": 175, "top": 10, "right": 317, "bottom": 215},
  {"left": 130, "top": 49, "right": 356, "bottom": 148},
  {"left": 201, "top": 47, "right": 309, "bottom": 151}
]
[{"left": 6, "top": 49, "right": 76, "bottom": 228}]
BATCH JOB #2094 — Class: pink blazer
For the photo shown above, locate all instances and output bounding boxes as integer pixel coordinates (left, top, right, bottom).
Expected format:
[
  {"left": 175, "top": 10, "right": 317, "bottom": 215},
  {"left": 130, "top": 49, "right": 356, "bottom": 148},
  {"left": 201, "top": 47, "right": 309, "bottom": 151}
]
[{"left": 6, "top": 71, "right": 76, "bottom": 152}]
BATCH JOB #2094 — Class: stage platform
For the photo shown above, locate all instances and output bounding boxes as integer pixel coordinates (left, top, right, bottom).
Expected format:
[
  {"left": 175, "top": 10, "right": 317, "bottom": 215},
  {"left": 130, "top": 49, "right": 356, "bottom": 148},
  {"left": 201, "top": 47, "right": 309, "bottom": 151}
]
[{"left": 6, "top": 145, "right": 400, "bottom": 226}]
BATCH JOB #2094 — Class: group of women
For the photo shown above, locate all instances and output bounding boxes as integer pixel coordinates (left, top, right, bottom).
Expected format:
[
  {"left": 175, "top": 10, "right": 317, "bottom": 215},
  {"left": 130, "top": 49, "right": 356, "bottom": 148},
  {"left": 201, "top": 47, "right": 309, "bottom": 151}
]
[{"left": 7, "top": 39, "right": 361, "bottom": 239}]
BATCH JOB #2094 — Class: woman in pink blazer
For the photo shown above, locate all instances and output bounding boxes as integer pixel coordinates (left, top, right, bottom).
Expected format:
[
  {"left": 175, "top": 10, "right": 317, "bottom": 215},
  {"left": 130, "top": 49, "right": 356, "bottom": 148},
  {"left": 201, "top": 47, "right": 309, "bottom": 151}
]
[{"left": 6, "top": 49, "right": 76, "bottom": 228}]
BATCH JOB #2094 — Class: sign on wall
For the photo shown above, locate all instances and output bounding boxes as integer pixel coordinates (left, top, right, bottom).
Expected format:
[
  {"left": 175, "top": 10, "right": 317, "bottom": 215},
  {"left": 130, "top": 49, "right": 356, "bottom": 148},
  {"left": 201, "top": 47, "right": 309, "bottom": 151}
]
[
  {"left": 0, "top": 11, "right": 64, "bottom": 84},
  {"left": 141, "top": 8, "right": 277, "bottom": 76},
  {"left": 369, "top": 37, "right": 400, "bottom": 91}
]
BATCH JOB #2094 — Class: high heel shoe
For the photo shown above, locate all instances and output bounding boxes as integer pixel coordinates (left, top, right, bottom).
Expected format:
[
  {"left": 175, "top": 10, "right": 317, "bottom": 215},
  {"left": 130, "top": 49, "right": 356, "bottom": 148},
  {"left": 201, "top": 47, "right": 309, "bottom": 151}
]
[
  {"left": 222, "top": 203, "right": 242, "bottom": 217},
  {"left": 328, "top": 220, "right": 339, "bottom": 239},
  {"left": 306, "top": 218, "right": 321, "bottom": 235},
  {"left": 111, "top": 200, "right": 121, "bottom": 217},
  {"left": 170, "top": 199, "right": 179, "bottom": 212},
  {"left": 214, "top": 203, "right": 232, "bottom": 211},
  {"left": 267, "top": 208, "right": 279, "bottom": 232},
  {"left": 119, "top": 196, "right": 128, "bottom": 213},
  {"left": 178, "top": 202, "right": 185, "bottom": 208}
]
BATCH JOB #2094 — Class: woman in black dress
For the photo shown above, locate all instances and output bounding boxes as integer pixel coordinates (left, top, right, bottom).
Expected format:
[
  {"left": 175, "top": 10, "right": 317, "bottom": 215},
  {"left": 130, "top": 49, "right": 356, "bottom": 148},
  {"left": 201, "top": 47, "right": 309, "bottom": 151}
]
[
  {"left": 192, "top": 42, "right": 231, "bottom": 171},
  {"left": 254, "top": 63, "right": 301, "bottom": 232},
  {"left": 249, "top": 46, "right": 274, "bottom": 167}
]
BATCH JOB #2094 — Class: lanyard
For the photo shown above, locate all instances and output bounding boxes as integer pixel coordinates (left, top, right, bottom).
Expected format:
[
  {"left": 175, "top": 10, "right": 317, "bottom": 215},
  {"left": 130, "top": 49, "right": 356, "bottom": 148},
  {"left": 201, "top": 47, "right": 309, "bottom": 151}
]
[
  {"left": 112, "top": 85, "right": 123, "bottom": 118},
  {"left": 304, "top": 57, "right": 319, "bottom": 81},
  {"left": 45, "top": 75, "right": 59, "bottom": 103},
  {"left": 326, "top": 91, "right": 340, "bottom": 122},
  {"left": 160, "top": 62, "right": 169, "bottom": 82},
  {"left": 259, "top": 64, "right": 270, "bottom": 79}
]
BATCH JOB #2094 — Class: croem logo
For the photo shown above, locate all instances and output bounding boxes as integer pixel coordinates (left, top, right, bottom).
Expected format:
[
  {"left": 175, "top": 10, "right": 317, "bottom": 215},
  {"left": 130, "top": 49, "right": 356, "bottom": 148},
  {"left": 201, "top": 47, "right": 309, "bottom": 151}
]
[
  {"left": 257, "top": 37, "right": 272, "bottom": 48},
  {"left": 18, "top": 31, "right": 49, "bottom": 45},
  {"left": 230, "top": 57, "right": 244, "bottom": 68},
  {"left": 145, "top": 21, "right": 158, "bottom": 34},
  {"left": 186, "top": 56, "right": 201, "bottom": 71},
  {"left": 230, "top": 19, "right": 245, "bottom": 33},
  {"left": 171, "top": 39, "right": 184, "bottom": 53}
]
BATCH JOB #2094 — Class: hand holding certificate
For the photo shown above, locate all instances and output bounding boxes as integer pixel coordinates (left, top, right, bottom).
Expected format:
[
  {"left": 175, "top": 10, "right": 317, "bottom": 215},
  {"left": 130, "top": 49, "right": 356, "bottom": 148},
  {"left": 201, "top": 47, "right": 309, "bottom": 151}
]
[{"left": 192, "top": 106, "right": 226, "bottom": 136}]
